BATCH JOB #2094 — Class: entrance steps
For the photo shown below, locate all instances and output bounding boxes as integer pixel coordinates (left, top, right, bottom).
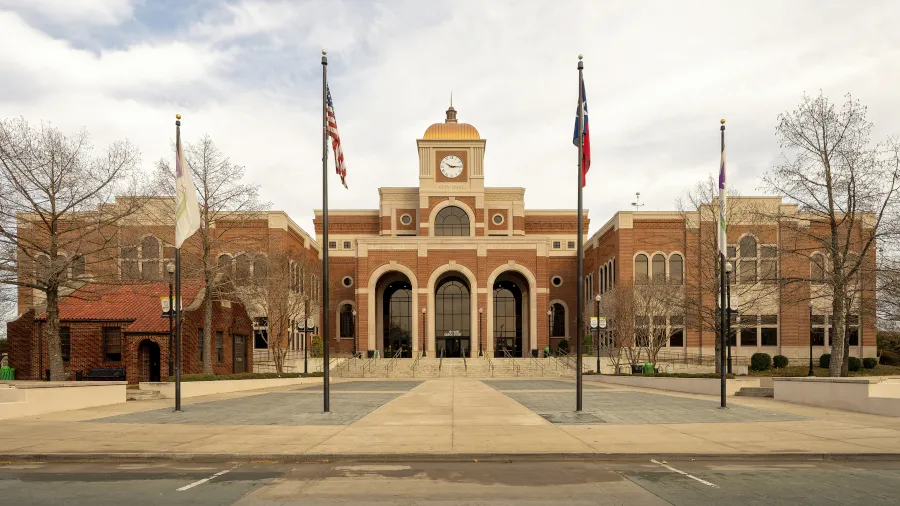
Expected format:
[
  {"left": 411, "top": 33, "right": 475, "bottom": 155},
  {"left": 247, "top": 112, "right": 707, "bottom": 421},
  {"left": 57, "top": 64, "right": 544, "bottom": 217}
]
[
  {"left": 735, "top": 387, "right": 775, "bottom": 398},
  {"left": 126, "top": 389, "right": 164, "bottom": 401},
  {"left": 331, "top": 356, "right": 577, "bottom": 378}
]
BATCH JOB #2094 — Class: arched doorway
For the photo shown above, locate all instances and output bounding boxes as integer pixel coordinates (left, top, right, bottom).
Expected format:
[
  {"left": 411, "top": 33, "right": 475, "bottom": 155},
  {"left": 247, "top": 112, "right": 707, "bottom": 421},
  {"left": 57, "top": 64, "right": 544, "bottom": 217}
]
[
  {"left": 435, "top": 274, "right": 471, "bottom": 358},
  {"left": 493, "top": 278, "right": 523, "bottom": 357},
  {"left": 383, "top": 280, "right": 413, "bottom": 358},
  {"left": 487, "top": 269, "right": 534, "bottom": 357},
  {"left": 374, "top": 271, "right": 415, "bottom": 357},
  {"left": 138, "top": 340, "right": 161, "bottom": 382}
]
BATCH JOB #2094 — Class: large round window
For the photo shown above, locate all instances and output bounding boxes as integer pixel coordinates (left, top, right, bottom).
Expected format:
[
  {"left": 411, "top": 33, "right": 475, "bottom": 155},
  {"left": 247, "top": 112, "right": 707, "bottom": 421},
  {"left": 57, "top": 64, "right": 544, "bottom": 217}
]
[
  {"left": 400, "top": 214, "right": 412, "bottom": 226},
  {"left": 551, "top": 276, "right": 563, "bottom": 287},
  {"left": 492, "top": 213, "right": 504, "bottom": 225},
  {"left": 342, "top": 276, "right": 353, "bottom": 288}
]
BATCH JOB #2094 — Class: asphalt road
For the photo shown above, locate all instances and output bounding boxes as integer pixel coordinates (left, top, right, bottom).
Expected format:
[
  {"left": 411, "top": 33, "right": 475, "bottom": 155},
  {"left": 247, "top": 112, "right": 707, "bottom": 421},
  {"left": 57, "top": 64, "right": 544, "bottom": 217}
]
[{"left": 1, "top": 459, "right": 899, "bottom": 505}]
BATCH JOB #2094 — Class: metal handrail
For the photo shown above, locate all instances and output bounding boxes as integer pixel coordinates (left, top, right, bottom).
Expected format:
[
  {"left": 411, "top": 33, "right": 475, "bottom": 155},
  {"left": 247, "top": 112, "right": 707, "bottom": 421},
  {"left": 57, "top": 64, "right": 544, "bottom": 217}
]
[
  {"left": 486, "top": 355, "right": 494, "bottom": 377},
  {"left": 439, "top": 347, "right": 445, "bottom": 374},
  {"left": 411, "top": 351, "right": 421, "bottom": 377},
  {"left": 385, "top": 348, "right": 403, "bottom": 377},
  {"left": 361, "top": 355, "right": 377, "bottom": 377},
  {"left": 527, "top": 354, "right": 546, "bottom": 377},
  {"left": 462, "top": 354, "right": 467, "bottom": 374},
  {"left": 501, "top": 349, "right": 520, "bottom": 376}
]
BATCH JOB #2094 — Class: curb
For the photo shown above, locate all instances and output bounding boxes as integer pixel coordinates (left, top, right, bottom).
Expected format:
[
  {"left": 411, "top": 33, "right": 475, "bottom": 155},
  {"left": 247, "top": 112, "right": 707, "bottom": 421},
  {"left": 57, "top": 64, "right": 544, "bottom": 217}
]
[{"left": 0, "top": 452, "right": 898, "bottom": 464}]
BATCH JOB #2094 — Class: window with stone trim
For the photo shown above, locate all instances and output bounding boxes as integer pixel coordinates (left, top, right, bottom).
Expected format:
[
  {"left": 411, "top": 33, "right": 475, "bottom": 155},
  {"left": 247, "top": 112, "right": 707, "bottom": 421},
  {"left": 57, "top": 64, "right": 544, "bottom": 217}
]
[
  {"left": 198, "top": 328, "right": 204, "bottom": 363},
  {"left": 340, "top": 304, "right": 355, "bottom": 338},
  {"left": 651, "top": 254, "right": 666, "bottom": 283},
  {"left": 739, "top": 236, "right": 758, "bottom": 283},
  {"left": 669, "top": 254, "right": 684, "bottom": 285},
  {"left": 669, "top": 316, "right": 685, "bottom": 347},
  {"left": 634, "top": 254, "right": 649, "bottom": 283},
  {"left": 434, "top": 206, "right": 470, "bottom": 236},
  {"left": 121, "top": 247, "right": 139, "bottom": 279},
  {"left": 216, "top": 331, "right": 224, "bottom": 363},
  {"left": 551, "top": 303, "right": 566, "bottom": 337},
  {"left": 141, "top": 236, "right": 161, "bottom": 280}
]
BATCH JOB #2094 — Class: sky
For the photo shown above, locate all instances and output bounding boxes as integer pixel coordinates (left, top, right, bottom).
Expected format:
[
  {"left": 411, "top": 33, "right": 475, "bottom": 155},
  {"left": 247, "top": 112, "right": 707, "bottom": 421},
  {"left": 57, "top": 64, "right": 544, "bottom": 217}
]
[{"left": 1, "top": 0, "right": 899, "bottom": 238}]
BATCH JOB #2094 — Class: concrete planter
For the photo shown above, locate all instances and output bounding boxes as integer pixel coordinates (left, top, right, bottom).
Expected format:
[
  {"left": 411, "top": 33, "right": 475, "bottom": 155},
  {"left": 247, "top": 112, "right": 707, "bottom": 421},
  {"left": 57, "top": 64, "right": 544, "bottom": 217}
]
[
  {"left": 140, "top": 376, "right": 323, "bottom": 399},
  {"left": 0, "top": 381, "right": 126, "bottom": 420},
  {"left": 587, "top": 375, "right": 759, "bottom": 396},
  {"left": 773, "top": 377, "right": 900, "bottom": 417}
]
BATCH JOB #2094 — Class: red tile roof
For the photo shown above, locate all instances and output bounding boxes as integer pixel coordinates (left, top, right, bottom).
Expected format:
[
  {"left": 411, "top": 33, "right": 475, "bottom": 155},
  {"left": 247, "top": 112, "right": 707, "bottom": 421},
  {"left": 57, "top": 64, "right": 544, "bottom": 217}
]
[{"left": 39, "top": 281, "right": 205, "bottom": 333}]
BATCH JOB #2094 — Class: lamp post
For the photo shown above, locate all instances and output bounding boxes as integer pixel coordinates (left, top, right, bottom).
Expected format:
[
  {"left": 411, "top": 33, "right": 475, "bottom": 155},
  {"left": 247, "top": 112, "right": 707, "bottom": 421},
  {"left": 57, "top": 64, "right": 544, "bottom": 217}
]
[
  {"left": 595, "top": 294, "right": 601, "bottom": 374},
  {"left": 725, "top": 262, "right": 733, "bottom": 374},
  {"left": 352, "top": 309, "right": 357, "bottom": 357},
  {"left": 421, "top": 307, "right": 427, "bottom": 357},
  {"left": 478, "top": 307, "right": 483, "bottom": 357},
  {"left": 808, "top": 302, "right": 814, "bottom": 376},
  {"left": 167, "top": 263, "right": 175, "bottom": 377},
  {"left": 547, "top": 309, "right": 552, "bottom": 356},
  {"left": 303, "top": 303, "right": 308, "bottom": 374}
]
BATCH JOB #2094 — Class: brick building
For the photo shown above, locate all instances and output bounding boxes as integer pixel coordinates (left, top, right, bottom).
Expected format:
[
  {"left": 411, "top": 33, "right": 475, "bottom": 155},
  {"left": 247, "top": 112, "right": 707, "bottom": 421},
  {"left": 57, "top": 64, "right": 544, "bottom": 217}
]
[
  {"left": 314, "top": 106, "right": 586, "bottom": 358},
  {"left": 7, "top": 281, "right": 254, "bottom": 383},
  {"left": 583, "top": 198, "right": 877, "bottom": 360},
  {"left": 13, "top": 203, "right": 322, "bottom": 361}
]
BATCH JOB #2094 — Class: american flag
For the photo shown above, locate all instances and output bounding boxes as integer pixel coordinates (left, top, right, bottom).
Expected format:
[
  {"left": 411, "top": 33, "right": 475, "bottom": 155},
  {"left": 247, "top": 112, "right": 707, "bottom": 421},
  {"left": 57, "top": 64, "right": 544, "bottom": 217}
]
[{"left": 326, "top": 83, "right": 347, "bottom": 189}]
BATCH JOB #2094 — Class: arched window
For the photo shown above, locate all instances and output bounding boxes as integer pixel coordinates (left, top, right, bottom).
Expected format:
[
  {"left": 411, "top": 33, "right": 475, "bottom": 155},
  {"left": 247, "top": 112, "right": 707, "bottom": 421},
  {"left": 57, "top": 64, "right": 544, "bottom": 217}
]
[
  {"left": 217, "top": 254, "right": 233, "bottom": 279},
  {"left": 599, "top": 266, "right": 605, "bottom": 294},
  {"left": 846, "top": 252, "right": 861, "bottom": 287},
  {"left": 739, "top": 235, "right": 758, "bottom": 283},
  {"left": 35, "top": 254, "right": 50, "bottom": 282},
  {"left": 810, "top": 253, "right": 825, "bottom": 282},
  {"left": 634, "top": 254, "right": 649, "bottom": 283},
  {"left": 56, "top": 254, "right": 68, "bottom": 280},
  {"left": 253, "top": 256, "right": 267, "bottom": 282},
  {"left": 71, "top": 255, "right": 85, "bottom": 280},
  {"left": 652, "top": 254, "right": 666, "bottom": 283},
  {"left": 434, "top": 206, "right": 470, "bottom": 236},
  {"left": 436, "top": 277, "right": 470, "bottom": 336},
  {"left": 235, "top": 254, "right": 251, "bottom": 286},
  {"left": 339, "top": 304, "right": 355, "bottom": 338},
  {"left": 121, "top": 247, "right": 138, "bottom": 279},
  {"left": 551, "top": 302, "right": 566, "bottom": 337},
  {"left": 669, "top": 254, "right": 684, "bottom": 285},
  {"left": 141, "top": 236, "right": 160, "bottom": 280}
]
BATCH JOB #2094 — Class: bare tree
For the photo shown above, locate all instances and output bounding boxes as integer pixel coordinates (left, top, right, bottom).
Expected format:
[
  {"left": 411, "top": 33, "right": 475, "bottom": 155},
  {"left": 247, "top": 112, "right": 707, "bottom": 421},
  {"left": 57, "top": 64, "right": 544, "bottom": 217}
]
[
  {"left": 155, "top": 135, "right": 267, "bottom": 374},
  {"left": 599, "top": 284, "right": 635, "bottom": 373},
  {"left": 677, "top": 176, "right": 780, "bottom": 374},
  {"left": 0, "top": 118, "right": 146, "bottom": 380},
  {"left": 764, "top": 92, "right": 900, "bottom": 377}
]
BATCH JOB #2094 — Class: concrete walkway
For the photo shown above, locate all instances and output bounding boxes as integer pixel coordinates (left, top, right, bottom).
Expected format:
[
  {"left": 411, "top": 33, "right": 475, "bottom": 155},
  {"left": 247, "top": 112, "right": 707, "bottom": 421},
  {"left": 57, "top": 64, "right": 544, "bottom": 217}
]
[{"left": 1, "top": 378, "right": 899, "bottom": 461}]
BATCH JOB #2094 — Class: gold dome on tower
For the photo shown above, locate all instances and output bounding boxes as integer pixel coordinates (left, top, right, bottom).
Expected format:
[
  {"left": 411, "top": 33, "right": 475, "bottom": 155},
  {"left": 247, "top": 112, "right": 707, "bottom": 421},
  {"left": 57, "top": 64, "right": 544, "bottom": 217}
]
[{"left": 423, "top": 104, "right": 480, "bottom": 140}]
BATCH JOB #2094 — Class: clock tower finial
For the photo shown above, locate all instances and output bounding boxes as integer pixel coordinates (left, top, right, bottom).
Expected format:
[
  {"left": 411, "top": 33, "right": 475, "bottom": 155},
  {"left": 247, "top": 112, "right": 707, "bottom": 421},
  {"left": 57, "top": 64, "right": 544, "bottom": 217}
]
[{"left": 445, "top": 99, "right": 458, "bottom": 123}]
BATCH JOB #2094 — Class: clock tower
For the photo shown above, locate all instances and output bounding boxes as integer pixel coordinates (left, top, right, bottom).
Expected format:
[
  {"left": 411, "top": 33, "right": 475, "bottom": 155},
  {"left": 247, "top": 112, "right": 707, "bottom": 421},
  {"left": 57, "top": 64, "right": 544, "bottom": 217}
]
[{"left": 417, "top": 104, "right": 486, "bottom": 197}]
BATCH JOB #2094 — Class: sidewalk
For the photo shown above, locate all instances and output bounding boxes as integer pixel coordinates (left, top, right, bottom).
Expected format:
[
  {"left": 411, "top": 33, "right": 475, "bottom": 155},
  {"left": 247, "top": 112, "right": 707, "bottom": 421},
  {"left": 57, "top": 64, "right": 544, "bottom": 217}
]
[{"left": 1, "top": 378, "right": 899, "bottom": 462}]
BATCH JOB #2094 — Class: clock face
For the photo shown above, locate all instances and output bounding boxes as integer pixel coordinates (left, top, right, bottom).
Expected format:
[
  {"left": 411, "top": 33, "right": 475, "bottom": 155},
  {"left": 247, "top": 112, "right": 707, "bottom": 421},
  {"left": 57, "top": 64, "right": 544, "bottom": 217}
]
[{"left": 439, "top": 155, "right": 463, "bottom": 179}]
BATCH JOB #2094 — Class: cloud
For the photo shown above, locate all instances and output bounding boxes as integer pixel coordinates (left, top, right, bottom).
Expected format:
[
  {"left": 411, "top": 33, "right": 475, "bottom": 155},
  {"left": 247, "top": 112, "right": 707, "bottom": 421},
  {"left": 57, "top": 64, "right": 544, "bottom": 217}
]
[
  {"left": 0, "top": 0, "right": 136, "bottom": 26},
  {"left": 1, "top": 0, "right": 899, "bottom": 241}
]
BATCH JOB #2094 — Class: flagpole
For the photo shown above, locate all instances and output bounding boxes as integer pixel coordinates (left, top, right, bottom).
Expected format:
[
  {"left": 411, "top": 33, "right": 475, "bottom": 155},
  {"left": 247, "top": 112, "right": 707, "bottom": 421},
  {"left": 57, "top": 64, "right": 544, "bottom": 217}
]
[
  {"left": 174, "top": 114, "right": 183, "bottom": 413},
  {"left": 718, "top": 119, "right": 727, "bottom": 409},
  {"left": 575, "top": 54, "right": 584, "bottom": 412},
  {"left": 321, "top": 49, "right": 331, "bottom": 414}
]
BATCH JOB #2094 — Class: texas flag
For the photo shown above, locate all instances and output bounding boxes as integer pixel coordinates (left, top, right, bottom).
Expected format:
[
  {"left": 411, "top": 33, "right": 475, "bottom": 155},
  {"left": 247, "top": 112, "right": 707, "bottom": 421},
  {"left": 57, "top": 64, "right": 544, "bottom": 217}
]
[{"left": 573, "top": 78, "right": 591, "bottom": 187}]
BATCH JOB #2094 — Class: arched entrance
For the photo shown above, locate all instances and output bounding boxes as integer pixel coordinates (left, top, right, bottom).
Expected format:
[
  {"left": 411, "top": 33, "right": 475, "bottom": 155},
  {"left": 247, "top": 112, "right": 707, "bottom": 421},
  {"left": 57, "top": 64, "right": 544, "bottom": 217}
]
[
  {"left": 493, "top": 275, "right": 523, "bottom": 357},
  {"left": 383, "top": 279, "right": 413, "bottom": 358},
  {"left": 486, "top": 267, "right": 535, "bottom": 357},
  {"left": 138, "top": 340, "right": 161, "bottom": 382},
  {"left": 374, "top": 271, "right": 415, "bottom": 357},
  {"left": 435, "top": 273, "right": 471, "bottom": 358}
]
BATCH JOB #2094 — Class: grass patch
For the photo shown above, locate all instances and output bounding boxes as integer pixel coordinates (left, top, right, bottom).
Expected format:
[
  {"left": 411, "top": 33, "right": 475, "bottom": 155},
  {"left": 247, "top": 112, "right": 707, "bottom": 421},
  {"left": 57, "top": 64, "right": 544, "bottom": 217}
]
[
  {"left": 748, "top": 365, "right": 900, "bottom": 377},
  {"left": 165, "top": 372, "right": 323, "bottom": 382}
]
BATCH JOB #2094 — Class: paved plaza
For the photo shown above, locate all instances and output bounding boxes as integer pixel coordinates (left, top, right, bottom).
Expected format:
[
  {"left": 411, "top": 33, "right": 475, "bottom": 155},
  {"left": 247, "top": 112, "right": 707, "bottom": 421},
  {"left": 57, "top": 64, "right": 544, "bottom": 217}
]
[{"left": 1, "top": 378, "right": 900, "bottom": 459}]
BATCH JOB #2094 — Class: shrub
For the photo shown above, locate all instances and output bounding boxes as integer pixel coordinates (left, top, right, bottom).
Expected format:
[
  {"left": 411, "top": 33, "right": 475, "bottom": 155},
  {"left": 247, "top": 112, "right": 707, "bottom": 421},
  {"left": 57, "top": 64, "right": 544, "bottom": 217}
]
[
  {"left": 750, "top": 353, "right": 772, "bottom": 371},
  {"left": 863, "top": 357, "right": 878, "bottom": 369},
  {"left": 819, "top": 353, "right": 831, "bottom": 369},
  {"left": 880, "top": 350, "right": 900, "bottom": 366},
  {"left": 848, "top": 356, "right": 861, "bottom": 372},
  {"left": 772, "top": 355, "right": 789, "bottom": 369},
  {"left": 311, "top": 336, "right": 324, "bottom": 357}
]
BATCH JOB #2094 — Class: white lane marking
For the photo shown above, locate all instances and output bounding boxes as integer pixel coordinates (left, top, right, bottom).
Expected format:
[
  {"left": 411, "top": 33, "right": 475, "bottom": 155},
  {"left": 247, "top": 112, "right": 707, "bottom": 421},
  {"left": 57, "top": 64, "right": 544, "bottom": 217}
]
[
  {"left": 334, "top": 465, "right": 411, "bottom": 472},
  {"left": 177, "top": 465, "right": 240, "bottom": 491},
  {"left": 650, "top": 459, "right": 718, "bottom": 488}
]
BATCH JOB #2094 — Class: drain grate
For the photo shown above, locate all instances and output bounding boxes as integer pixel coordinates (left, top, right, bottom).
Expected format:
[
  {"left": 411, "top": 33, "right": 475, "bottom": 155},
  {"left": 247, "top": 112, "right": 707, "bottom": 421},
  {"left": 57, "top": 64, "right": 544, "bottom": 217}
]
[{"left": 539, "top": 411, "right": 606, "bottom": 424}]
